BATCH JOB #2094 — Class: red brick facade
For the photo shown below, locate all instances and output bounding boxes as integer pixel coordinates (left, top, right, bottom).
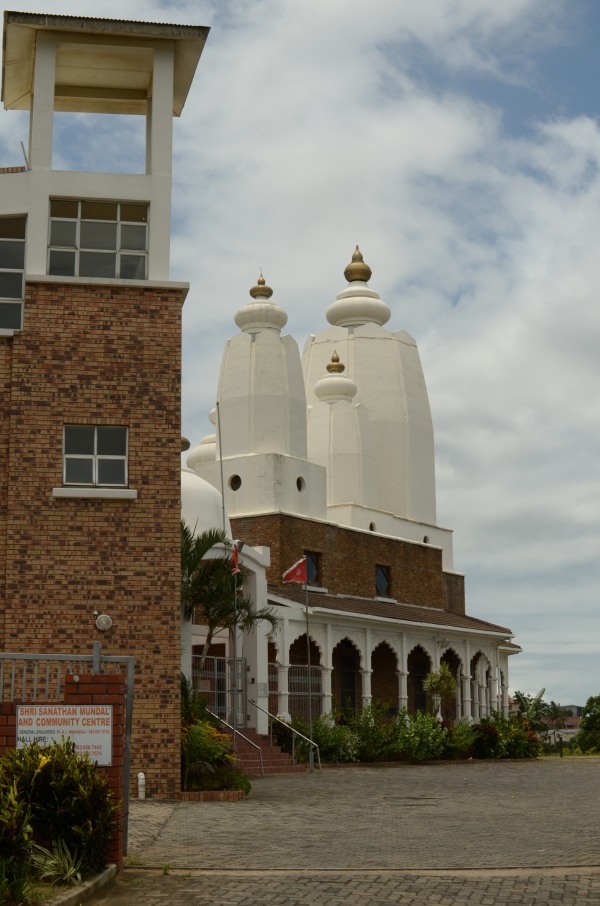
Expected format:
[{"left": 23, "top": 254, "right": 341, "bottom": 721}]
[
  {"left": 0, "top": 279, "right": 185, "bottom": 798},
  {"left": 231, "top": 512, "right": 464, "bottom": 614}
]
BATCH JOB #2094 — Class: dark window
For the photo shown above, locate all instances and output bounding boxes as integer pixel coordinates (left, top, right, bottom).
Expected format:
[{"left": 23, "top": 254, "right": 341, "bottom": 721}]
[
  {"left": 64, "top": 425, "right": 128, "bottom": 487},
  {"left": 375, "top": 564, "right": 391, "bottom": 597},
  {"left": 304, "top": 550, "right": 321, "bottom": 586},
  {"left": 0, "top": 216, "right": 26, "bottom": 330},
  {"left": 48, "top": 200, "right": 148, "bottom": 279}
]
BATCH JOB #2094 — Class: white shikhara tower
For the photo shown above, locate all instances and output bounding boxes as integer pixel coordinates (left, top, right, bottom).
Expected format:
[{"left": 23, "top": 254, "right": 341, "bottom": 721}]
[
  {"left": 189, "top": 248, "right": 454, "bottom": 570},
  {"left": 189, "top": 274, "right": 326, "bottom": 519}
]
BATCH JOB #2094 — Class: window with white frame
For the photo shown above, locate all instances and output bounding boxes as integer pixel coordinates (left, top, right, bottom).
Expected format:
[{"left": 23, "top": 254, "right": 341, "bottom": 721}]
[
  {"left": 0, "top": 216, "right": 26, "bottom": 330},
  {"left": 48, "top": 200, "right": 148, "bottom": 280},
  {"left": 63, "top": 426, "right": 128, "bottom": 487}
]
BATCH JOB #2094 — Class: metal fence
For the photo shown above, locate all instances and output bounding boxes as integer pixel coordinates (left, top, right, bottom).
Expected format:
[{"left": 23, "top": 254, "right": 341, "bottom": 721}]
[
  {"left": 288, "top": 664, "right": 323, "bottom": 723},
  {"left": 191, "top": 654, "right": 247, "bottom": 726}
]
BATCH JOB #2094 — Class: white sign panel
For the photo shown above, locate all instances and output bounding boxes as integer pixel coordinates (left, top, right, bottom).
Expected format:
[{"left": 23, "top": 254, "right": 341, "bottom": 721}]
[{"left": 16, "top": 705, "right": 113, "bottom": 766}]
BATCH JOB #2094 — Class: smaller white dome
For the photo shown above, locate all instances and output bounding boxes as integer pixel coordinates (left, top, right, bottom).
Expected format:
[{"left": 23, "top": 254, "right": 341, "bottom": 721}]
[
  {"left": 326, "top": 247, "right": 391, "bottom": 328},
  {"left": 234, "top": 274, "right": 288, "bottom": 334},
  {"left": 187, "top": 435, "right": 216, "bottom": 468},
  {"left": 314, "top": 352, "right": 357, "bottom": 403},
  {"left": 181, "top": 467, "right": 231, "bottom": 537}
]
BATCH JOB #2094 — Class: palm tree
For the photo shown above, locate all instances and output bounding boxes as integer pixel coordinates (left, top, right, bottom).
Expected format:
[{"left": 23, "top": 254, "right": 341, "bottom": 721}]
[
  {"left": 181, "top": 520, "right": 280, "bottom": 676},
  {"left": 423, "top": 662, "right": 458, "bottom": 721},
  {"left": 513, "top": 688, "right": 547, "bottom": 735}
]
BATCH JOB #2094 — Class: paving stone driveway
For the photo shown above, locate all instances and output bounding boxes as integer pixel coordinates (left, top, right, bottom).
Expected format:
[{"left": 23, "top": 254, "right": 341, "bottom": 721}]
[{"left": 93, "top": 760, "right": 600, "bottom": 905}]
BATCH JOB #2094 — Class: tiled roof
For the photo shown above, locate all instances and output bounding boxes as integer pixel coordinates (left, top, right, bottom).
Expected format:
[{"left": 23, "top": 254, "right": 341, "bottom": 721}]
[{"left": 268, "top": 585, "right": 514, "bottom": 636}]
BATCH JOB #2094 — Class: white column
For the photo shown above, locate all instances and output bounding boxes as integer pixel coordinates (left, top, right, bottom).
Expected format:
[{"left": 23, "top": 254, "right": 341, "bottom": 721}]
[
  {"left": 461, "top": 674, "right": 471, "bottom": 722},
  {"left": 361, "top": 669, "right": 372, "bottom": 708},
  {"left": 501, "top": 680, "right": 508, "bottom": 719},
  {"left": 277, "top": 664, "right": 290, "bottom": 722},
  {"left": 471, "top": 680, "right": 479, "bottom": 721},
  {"left": 320, "top": 666, "right": 332, "bottom": 716},
  {"left": 148, "top": 43, "right": 174, "bottom": 176},
  {"left": 398, "top": 670, "right": 408, "bottom": 712},
  {"left": 29, "top": 32, "right": 56, "bottom": 170}
]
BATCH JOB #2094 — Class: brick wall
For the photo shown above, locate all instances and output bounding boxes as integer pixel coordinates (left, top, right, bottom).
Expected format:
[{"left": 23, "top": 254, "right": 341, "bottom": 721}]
[
  {"left": 231, "top": 513, "right": 456, "bottom": 611},
  {"left": 0, "top": 280, "right": 185, "bottom": 798},
  {"left": 0, "top": 673, "right": 127, "bottom": 869}
]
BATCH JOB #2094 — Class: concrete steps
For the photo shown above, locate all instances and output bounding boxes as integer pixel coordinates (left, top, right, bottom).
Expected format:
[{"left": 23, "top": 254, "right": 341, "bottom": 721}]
[{"left": 227, "top": 728, "right": 308, "bottom": 777}]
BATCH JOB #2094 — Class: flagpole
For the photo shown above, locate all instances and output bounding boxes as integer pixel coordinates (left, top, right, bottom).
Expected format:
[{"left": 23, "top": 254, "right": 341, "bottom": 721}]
[{"left": 304, "top": 579, "right": 314, "bottom": 773}]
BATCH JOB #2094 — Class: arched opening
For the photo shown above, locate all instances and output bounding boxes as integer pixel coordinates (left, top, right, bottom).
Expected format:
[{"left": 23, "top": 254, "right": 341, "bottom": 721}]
[
  {"left": 440, "top": 648, "right": 461, "bottom": 722},
  {"left": 332, "top": 638, "right": 361, "bottom": 713},
  {"left": 371, "top": 641, "right": 398, "bottom": 714},
  {"left": 407, "top": 645, "right": 431, "bottom": 714},
  {"left": 288, "top": 634, "right": 322, "bottom": 722}
]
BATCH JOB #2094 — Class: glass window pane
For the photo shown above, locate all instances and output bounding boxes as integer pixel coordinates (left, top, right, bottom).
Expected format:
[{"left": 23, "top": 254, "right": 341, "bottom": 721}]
[
  {"left": 0, "top": 302, "right": 23, "bottom": 329},
  {"left": 49, "top": 221, "right": 77, "bottom": 247},
  {"left": 48, "top": 250, "right": 76, "bottom": 276},
  {"left": 65, "top": 458, "right": 94, "bottom": 484},
  {"left": 0, "top": 240, "right": 25, "bottom": 269},
  {"left": 65, "top": 426, "right": 95, "bottom": 454},
  {"left": 0, "top": 217, "right": 26, "bottom": 239},
  {"left": 80, "top": 221, "right": 117, "bottom": 250},
  {"left": 79, "top": 252, "right": 116, "bottom": 278},
  {"left": 0, "top": 272, "right": 23, "bottom": 299},
  {"left": 97, "top": 427, "right": 127, "bottom": 456},
  {"left": 376, "top": 565, "right": 390, "bottom": 597},
  {"left": 120, "top": 204, "right": 148, "bottom": 223},
  {"left": 120, "top": 255, "right": 146, "bottom": 279},
  {"left": 50, "top": 200, "right": 78, "bottom": 219},
  {"left": 98, "top": 459, "right": 126, "bottom": 486},
  {"left": 120, "top": 224, "right": 146, "bottom": 251},
  {"left": 81, "top": 201, "right": 117, "bottom": 221}
]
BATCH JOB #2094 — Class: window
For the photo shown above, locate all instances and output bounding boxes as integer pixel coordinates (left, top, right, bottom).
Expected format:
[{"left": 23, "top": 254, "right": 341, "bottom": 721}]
[
  {"left": 375, "top": 564, "right": 391, "bottom": 597},
  {"left": 48, "top": 201, "right": 148, "bottom": 280},
  {"left": 304, "top": 550, "right": 322, "bottom": 586},
  {"left": 64, "top": 426, "right": 128, "bottom": 487},
  {"left": 0, "top": 216, "right": 26, "bottom": 330}
]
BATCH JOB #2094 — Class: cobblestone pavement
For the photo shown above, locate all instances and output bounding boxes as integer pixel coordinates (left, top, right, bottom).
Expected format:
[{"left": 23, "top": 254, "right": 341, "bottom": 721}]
[{"left": 93, "top": 760, "right": 600, "bottom": 905}]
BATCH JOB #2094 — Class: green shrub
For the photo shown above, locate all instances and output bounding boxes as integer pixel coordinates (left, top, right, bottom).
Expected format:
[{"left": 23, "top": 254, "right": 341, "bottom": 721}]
[
  {"left": 346, "top": 703, "right": 398, "bottom": 762},
  {"left": 444, "top": 719, "right": 477, "bottom": 759},
  {"left": 394, "top": 710, "right": 448, "bottom": 763},
  {"left": 0, "top": 739, "right": 118, "bottom": 877},
  {"left": 181, "top": 719, "right": 249, "bottom": 792},
  {"left": 0, "top": 780, "right": 33, "bottom": 902}
]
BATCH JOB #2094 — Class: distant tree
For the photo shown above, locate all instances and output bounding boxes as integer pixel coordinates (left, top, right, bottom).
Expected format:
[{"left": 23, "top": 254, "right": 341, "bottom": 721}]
[
  {"left": 513, "top": 689, "right": 548, "bottom": 735},
  {"left": 575, "top": 695, "right": 600, "bottom": 752},
  {"left": 423, "top": 663, "right": 458, "bottom": 720},
  {"left": 545, "top": 700, "right": 569, "bottom": 736}
]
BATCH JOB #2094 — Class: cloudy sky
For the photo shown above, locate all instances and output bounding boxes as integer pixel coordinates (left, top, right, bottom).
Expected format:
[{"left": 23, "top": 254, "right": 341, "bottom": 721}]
[{"left": 2, "top": 0, "right": 599, "bottom": 706}]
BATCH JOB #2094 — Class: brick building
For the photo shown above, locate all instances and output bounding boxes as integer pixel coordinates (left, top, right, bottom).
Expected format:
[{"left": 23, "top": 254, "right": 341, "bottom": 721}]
[
  {"left": 186, "top": 255, "right": 521, "bottom": 730},
  {"left": 0, "top": 11, "right": 209, "bottom": 797}
]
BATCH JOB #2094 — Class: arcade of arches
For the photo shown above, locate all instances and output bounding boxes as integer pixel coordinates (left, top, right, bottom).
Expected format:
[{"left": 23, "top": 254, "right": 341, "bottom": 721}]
[{"left": 268, "top": 636, "right": 508, "bottom": 723}]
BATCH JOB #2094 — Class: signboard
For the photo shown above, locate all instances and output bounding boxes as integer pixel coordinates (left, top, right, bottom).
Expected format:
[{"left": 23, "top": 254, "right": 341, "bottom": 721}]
[{"left": 16, "top": 704, "right": 113, "bottom": 766}]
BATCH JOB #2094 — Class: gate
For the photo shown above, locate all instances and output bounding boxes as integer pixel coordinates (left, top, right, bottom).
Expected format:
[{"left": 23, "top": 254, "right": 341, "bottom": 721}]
[{"left": 191, "top": 654, "right": 247, "bottom": 726}]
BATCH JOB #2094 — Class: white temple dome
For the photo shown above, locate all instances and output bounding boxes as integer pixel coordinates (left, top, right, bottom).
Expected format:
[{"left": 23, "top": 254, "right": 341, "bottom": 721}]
[
  {"left": 181, "top": 467, "right": 231, "bottom": 536},
  {"left": 234, "top": 274, "right": 288, "bottom": 334},
  {"left": 326, "top": 246, "right": 391, "bottom": 328},
  {"left": 314, "top": 352, "right": 357, "bottom": 403}
]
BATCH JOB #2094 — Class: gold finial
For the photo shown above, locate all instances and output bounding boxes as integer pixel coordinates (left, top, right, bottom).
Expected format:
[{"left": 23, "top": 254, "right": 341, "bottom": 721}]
[
  {"left": 326, "top": 351, "right": 345, "bottom": 374},
  {"left": 249, "top": 270, "right": 273, "bottom": 299},
  {"left": 344, "top": 245, "right": 372, "bottom": 283}
]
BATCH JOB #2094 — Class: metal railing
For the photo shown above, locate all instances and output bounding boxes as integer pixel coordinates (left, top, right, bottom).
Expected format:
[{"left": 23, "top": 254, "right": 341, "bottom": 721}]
[
  {"left": 204, "top": 708, "right": 264, "bottom": 778},
  {"left": 248, "top": 699, "right": 321, "bottom": 772}
]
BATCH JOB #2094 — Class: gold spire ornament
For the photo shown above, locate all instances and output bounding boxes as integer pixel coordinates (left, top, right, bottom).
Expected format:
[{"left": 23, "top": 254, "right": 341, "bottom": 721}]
[
  {"left": 327, "top": 351, "right": 346, "bottom": 374},
  {"left": 344, "top": 245, "right": 372, "bottom": 283},
  {"left": 249, "top": 272, "right": 273, "bottom": 300}
]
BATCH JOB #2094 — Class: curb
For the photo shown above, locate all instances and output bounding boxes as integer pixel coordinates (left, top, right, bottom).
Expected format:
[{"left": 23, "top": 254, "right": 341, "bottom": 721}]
[{"left": 49, "top": 864, "right": 117, "bottom": 906}]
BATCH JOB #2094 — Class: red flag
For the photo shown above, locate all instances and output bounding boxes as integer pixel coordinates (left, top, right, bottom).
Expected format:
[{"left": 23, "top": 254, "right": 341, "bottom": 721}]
[
  {"left": 282, "top": 556, "right": 307, "bottom": 584},
  {"left": 232, "top": 544, "right": 241, "bottom": 575}
]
